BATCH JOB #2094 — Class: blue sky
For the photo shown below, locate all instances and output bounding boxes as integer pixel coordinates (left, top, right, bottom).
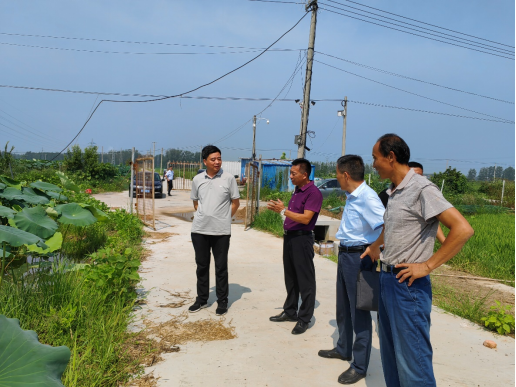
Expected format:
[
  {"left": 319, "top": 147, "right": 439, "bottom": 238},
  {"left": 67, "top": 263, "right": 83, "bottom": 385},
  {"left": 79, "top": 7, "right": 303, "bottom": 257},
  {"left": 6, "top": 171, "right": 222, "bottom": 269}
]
[{"left": 0, "top": 0, "right": 514, "bottom": 174}]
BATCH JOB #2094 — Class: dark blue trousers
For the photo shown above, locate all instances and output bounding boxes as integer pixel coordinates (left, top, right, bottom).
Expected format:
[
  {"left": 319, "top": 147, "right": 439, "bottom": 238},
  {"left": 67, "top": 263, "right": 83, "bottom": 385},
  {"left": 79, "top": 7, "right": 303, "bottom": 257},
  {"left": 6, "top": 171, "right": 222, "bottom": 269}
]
[
  {"left": 378, "top": 270, "right": 435, "bottom": 387},
  {"left": 336, "top": 251, "right": 373, "bottom": 375}
]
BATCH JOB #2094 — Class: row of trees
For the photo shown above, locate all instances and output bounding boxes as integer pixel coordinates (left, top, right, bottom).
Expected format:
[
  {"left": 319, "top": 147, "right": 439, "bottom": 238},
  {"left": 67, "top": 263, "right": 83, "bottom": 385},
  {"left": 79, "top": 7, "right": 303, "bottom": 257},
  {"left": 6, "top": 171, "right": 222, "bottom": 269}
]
[{"left": 467, "top": 166, "right": 514, "bottom": 181}]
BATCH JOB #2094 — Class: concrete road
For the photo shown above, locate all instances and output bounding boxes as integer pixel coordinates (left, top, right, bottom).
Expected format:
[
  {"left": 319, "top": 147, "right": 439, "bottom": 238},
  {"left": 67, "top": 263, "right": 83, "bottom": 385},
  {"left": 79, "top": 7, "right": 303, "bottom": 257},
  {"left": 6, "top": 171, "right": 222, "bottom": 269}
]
[{"left": 94, "top": 190, "right": 515, "bottom": 387}]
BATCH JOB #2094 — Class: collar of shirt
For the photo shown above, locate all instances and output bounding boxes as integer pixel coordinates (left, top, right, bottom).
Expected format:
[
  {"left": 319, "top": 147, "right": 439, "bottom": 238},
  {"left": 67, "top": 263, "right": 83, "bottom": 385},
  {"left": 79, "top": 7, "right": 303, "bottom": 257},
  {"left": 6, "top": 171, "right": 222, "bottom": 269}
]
[
  {"left": 386, "top": 168, "right": 415, "bottom": 196},
  {"left": 295, "top": 180, "right": 314, "bottom": 192},
  {"left": 345, "top": 181, "right": 366, "bottom": 200},
  {"left": 204, "top": 168, "right": 224, "bottom": 179}
]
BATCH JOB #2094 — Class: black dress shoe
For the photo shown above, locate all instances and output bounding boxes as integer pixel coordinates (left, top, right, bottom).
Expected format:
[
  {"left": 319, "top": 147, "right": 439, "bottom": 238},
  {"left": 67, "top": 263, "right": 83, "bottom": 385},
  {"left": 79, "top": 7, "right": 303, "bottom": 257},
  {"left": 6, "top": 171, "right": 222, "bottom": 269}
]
[
  {"left": 269, "top": 312, "right": 297, "bottom": 322},
  {"left": 338, "top": 367, "right": 365, "bottom": 384},
  {"left": 318, "top": 348, "right": 351, "bottom": 361},
  {"left": 291, "top": 320, "right": 308, "bottom": 335}
]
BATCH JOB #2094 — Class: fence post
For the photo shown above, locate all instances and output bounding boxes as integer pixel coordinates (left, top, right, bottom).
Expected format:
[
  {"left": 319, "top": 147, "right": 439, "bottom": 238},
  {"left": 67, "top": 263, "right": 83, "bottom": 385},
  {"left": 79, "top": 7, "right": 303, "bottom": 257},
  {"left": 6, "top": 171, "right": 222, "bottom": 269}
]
[
  {"left": 441, "top": 179, "right": 445, "bottom": 192},
  {"left": 256, "top": 155, "right": 263, "bottom": 214},
  {"left": 130, "top": 147, "right": 135, "bottom": 214},
  {"left": 501, "top": 179, "right": 505, "bottom": 207}
]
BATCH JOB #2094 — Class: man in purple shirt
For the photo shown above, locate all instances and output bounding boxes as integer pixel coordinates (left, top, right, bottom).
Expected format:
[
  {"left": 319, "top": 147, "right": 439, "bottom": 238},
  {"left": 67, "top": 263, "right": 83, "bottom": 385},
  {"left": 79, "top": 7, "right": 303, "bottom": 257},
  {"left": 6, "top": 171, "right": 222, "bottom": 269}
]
[{"left": 267, "top": 158, "right": 323, "bottom": 335}]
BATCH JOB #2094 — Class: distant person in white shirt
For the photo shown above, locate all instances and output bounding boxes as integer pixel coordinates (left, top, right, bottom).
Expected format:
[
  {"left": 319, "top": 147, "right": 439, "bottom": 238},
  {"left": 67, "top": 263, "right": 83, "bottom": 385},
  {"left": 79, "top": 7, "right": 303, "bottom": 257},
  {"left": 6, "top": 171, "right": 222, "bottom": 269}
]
[{"left": 166, "top": 166, "right": 174, "bottom": 196}]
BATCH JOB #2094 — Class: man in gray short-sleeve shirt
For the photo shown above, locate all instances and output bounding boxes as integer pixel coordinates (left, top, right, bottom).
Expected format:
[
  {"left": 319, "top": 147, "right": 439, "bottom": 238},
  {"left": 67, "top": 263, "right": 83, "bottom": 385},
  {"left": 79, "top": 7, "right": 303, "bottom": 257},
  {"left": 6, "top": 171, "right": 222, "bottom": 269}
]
[
  {"left": 363, "top": 134, "right": 473, "bottom": 387},
  {"left": 188, "top": 145, "right": 240, "bottom": 317}
]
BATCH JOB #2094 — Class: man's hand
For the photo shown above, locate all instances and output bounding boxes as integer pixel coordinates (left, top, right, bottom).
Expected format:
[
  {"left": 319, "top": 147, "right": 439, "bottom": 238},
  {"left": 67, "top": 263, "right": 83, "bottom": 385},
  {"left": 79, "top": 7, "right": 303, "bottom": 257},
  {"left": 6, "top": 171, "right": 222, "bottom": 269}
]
[
  {"left": 395, "top": 262, "right": 431, "bottom": 286},
  {"left": 267, "top": 199, "right": 285, "bottom": 214},
  {"left": 360, "top": 244, "right": 381, "bottom": 262}
]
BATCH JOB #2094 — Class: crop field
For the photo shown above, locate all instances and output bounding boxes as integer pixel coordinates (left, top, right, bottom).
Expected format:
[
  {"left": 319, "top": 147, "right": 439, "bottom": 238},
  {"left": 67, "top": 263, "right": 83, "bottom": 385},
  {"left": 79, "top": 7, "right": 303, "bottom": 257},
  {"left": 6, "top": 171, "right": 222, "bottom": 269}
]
[{"left": 440, "top": 213, "right": 515, "bottom": 282}]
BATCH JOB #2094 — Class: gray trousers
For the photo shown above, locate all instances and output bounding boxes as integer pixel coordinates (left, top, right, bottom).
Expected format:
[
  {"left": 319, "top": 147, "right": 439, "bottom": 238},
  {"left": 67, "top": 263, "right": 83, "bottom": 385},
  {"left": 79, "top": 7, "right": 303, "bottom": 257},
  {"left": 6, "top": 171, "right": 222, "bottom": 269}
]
[{"left": 336, "top": 251, "right": 373, "bottom": 375}]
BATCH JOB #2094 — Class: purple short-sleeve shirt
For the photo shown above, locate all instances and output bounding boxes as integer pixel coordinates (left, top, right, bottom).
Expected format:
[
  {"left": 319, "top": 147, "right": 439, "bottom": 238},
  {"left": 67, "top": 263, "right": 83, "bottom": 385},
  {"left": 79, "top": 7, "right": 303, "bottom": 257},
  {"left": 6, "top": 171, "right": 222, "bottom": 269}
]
[{"left": 284, "top": 181, "right": 323, "bottom": 231}]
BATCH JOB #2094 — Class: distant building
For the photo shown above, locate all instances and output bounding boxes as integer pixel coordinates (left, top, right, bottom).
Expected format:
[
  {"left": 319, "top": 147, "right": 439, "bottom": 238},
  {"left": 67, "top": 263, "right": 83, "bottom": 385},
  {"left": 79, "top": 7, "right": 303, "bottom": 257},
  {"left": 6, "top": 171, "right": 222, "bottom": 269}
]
[{"left": 240, "top": 158, "right": 316, "bottom": 192}]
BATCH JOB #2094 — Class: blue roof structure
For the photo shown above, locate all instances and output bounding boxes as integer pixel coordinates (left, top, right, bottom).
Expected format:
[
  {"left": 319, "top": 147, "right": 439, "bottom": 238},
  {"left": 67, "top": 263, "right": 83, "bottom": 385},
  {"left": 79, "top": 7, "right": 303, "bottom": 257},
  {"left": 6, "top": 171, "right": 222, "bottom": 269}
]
[{"left": 240, "top": 158, "right": 316, "bottom": 192}]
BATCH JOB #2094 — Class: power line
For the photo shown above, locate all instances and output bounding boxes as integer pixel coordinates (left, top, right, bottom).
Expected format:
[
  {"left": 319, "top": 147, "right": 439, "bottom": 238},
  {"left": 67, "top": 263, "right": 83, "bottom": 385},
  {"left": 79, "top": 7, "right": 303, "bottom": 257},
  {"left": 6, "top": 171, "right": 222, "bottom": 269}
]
[
  {"left": 321, "top": 0, "right": 514, "bottom": 56},
  {"left": 49, "top": 11, "right": 310, "bottom": 161},
  {"left": 345, "top": 99, "right": 513, "bottom": 124},
  {"left": 211, "top": 51, "right": 307, "bottom": 144},
  {"left": 0, "top": 108, "right": 58, "bottom": 142},
  {"left": 0, "top": 42, "right": 301, "bottom": 55},
  {"left": 0, "top": 31, "right": 299, "bottom": 50},
  {"left": 329, "top": 0, "right": 514, "bottom": 49},
  {"left": 0, "top": 114, "right": 61, "bottom": 145},
  {"left": 315, "top": 59, "right": 514, "bottom": 124},
  {"left": 319, "top": 7, "right": 515, "bottom": 60},
  {"left": 316, "top": 52, "right": 514, "bottom": 105}
]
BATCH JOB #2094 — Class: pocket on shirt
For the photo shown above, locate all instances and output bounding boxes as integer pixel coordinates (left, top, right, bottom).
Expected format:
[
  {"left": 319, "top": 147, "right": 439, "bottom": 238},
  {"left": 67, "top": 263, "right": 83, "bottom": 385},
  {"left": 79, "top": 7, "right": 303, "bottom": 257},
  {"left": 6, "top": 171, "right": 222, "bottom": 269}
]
[{"left": 345, "top": 211, "right": 362, "bottom": 230}]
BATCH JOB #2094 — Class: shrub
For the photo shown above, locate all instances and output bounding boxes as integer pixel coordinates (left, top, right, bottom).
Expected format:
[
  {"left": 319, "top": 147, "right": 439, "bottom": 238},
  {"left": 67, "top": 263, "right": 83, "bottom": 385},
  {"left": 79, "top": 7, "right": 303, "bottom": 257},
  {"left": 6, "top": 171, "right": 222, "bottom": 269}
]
[
  {"left": 430, "top": 167, "right": 468, "bottom": 194},
  {"left": 481, "top": 301, "right": 515, "bottom": 335}
]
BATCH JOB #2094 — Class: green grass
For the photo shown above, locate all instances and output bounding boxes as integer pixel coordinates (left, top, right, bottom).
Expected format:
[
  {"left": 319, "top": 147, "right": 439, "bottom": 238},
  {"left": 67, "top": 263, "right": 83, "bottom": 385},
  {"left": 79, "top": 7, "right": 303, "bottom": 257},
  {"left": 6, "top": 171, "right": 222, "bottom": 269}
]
[
  {"left": 431, "top": 280, "right": 492, "bottom": 325},
  {"left": 252, "top": 209, "right": 284, "bottom": 237},
  {"left": 0, "top": 202, "right": 146, "bottom": 386},
  {"left": 438, "top": 213, "right": 515, "bottom": 281}
]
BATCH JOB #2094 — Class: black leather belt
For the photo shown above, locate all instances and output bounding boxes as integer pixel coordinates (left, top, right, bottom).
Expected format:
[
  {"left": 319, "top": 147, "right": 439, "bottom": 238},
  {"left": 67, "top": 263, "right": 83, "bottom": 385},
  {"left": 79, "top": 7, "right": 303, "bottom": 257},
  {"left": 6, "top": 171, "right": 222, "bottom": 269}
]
[
  {"left": 284, "top": 230, "right": 314, "bottom": 236},
  {"left": 380, "top": 261, "right": 404, "bottom": 274},
  {"left": 338, "top": 244, "right": 370, "bottom": 253}
]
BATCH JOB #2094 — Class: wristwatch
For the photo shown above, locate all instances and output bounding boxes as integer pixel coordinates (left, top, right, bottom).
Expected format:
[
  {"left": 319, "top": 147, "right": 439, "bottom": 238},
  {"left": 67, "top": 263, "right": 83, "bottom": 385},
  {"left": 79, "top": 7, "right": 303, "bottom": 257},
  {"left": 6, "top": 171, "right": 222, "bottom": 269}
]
[{"left": 280, "top": 208, "right": 286, "bottom": 216}]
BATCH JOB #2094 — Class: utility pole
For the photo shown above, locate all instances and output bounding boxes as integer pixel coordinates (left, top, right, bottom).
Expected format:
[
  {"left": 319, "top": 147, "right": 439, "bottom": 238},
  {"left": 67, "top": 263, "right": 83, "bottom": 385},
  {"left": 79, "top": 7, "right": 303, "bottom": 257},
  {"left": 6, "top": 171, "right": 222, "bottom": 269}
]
[
  {"left": 338, "top": 96, "right": 348, "bottom": 156},
  {"left": 152, "top": 142, "right": 156, "bottom": 171},
  {"left": 494, "top": 163, "right": 497, "bottom": 180},
  {"left": 446, "top": 159, "right": 449, "bottom": 170},
  {"left": 161, "top": 147, "right": 163, "bottom": 173},
  {"left": 101, "top": 146, "right": 103, "bottom": 163},
  {"left": 252, "top": 115, "right": 257, "bottom": 161},
  {"left": 199, "top": 146, "right": 202, "bottom": 168},
  {"left": 297, "top": 0, "right": 318, "bottom": 159}
]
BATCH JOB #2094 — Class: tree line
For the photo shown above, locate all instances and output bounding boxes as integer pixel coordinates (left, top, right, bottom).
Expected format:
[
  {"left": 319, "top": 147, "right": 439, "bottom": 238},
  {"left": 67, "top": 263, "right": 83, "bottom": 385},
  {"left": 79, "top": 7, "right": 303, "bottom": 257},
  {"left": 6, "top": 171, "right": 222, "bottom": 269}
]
[{"left": 467, "top": 166, "right": 514, "bottom": 181}]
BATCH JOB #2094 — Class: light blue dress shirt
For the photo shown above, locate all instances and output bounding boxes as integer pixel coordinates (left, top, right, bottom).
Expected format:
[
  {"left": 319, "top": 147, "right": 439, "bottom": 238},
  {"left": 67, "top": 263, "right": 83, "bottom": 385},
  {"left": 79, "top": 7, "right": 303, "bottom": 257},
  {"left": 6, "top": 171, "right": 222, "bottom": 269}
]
[{"left": 335, "top": 181, "right": 385, "bottom": 246}]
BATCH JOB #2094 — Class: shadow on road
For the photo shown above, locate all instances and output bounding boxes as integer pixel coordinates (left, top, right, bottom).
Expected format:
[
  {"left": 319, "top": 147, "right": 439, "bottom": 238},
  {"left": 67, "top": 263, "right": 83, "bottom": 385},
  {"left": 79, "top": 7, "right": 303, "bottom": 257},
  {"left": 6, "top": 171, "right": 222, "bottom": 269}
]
[{"left": 208, "top": 283, "right": 252, "bottom": 307}]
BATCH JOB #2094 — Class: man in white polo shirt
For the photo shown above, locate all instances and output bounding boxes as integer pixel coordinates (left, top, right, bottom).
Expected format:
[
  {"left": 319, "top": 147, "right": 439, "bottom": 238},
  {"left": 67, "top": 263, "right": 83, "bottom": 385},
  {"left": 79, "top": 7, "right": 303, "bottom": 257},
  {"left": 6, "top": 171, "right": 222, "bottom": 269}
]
[{"left": 188, "top": 145, "right": 240, "bottom": 316}]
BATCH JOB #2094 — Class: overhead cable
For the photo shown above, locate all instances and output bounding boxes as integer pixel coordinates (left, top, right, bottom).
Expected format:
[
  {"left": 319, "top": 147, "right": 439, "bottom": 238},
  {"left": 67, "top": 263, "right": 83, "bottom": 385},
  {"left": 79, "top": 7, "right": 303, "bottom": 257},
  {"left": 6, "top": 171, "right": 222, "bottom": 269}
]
[
  {"left": 329, "top": 0, "right": 514, "bottom": 48},
  {"left": 322, "top": 1, "right": 514, "bottom": 56},
  {"left": 315, "top": 60, "right": 515, "bottom": 124},
  {"left": 0, "top": 42, "right": 301, "bottom": 55},
  {"left": 317, "top": 52, "right": 514, "bottom": 104},
  {"left": 49, "top": 11, "right": 310, "bottom": 160},
  {"left": 320, "top": 7, "right": 514, "bottom": 60}
]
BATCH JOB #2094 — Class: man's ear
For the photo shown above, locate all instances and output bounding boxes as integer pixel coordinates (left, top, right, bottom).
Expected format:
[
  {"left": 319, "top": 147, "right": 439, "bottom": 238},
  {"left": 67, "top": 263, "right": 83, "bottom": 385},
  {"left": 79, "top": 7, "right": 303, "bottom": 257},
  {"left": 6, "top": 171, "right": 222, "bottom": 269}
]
[{"left": 388, "top": 151, "right": 396, "bottom": 163}]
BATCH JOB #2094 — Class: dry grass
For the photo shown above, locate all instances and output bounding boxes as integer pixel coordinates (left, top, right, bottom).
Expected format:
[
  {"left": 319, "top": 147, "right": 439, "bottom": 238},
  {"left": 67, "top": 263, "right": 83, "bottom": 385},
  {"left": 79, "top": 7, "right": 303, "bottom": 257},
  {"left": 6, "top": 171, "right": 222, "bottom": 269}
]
[{"left": 124, "top": 291, "right": 237, "bottom": 386}]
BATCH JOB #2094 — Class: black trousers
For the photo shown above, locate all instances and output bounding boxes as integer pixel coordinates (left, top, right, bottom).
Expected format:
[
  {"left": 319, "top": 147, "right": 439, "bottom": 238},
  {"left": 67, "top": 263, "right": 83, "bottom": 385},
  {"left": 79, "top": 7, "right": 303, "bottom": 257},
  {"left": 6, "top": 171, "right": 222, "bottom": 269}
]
[
  {"left": 167, "top": 180, "right": 173, "bottom": 195},
  {"left": 191, "top": 233, "right": 230, "bottom": 304},
  {"left": 282, "top": 233, "right": 316, "bottom": 324}
]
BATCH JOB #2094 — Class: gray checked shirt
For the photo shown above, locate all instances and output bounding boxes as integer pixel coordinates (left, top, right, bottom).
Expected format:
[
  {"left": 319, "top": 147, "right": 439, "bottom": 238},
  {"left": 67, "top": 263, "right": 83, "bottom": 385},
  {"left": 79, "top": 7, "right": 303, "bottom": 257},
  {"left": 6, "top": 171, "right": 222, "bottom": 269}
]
[
  {"left": 190, "top": 169, "right": 240, "bottom": 236},
  {"left": 382, "top": 169, "right": 453, "bottom": 265}
]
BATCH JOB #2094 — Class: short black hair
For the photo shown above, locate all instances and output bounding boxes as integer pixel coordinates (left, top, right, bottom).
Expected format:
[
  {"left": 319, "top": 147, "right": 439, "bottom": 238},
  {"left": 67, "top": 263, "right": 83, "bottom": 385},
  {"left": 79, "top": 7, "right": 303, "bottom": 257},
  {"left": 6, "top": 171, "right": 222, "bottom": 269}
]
[
  {"left": 408, "top": 161, "right": 423, "bottom": 172},
  {"left": 202, "top": 145, "right": 221, "bottom": 160},
  {"left": 337, "top": 155, "right": 365, "bottom": 181},
  {"left": 376, "top": 133, "right": 410, "bottom": 165},
  {"left": 291, "top": 158, "right": 311, "bottom": 177}
]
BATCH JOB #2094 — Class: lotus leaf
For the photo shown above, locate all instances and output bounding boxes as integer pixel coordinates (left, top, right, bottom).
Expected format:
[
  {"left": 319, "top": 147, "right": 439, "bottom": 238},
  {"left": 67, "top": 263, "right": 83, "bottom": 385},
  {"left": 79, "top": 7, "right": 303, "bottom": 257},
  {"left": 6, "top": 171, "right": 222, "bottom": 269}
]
[
  {"left": 0, "top": 187, "right": 23, "bottom": 201},
  {"left": 0, "top": 225, "right": 42, "bottom": 246},
  {"left": 0, "top": 315, "right": 70, "bottom": 386},
  {"left": 32, "top": 187, "right": 52, "bottom": 199},
  {"left": 0, "top": 206, "right": 16, "bottom": 219},
  {"left": 78, "top": 203, "right": 108, "bottom": 221},
  {"left": 46, "top": 191, "right": 68, "bottom": 201},
  {"left": 30, "top": 181, "right": 62, "bottom": 192},
  {"left": 27, "top": 232, "right": 62, "bottom": 254},
  {"left": 14, "top": 206, "right": 58, "bottom": 239},
  {"left": 56, "top": 172, "right": 80, "bottom": 193},
  {"left": 46, "top": 207, "right": 59, "bottom": 218},
  {"left": 55, "top": 203, "right": 97, "bottom": 226},
  {"left": 0, "top": 246, "right": 11, "bottom": 257},
  {"left": 0, "top": 175, "right": 22, "bottom": 189},
  {"left": 20, "top": 187, "right": 50, "bottom": 205},
  {"left": 0, "top": 182, "right": 5, "bottom": 190}
]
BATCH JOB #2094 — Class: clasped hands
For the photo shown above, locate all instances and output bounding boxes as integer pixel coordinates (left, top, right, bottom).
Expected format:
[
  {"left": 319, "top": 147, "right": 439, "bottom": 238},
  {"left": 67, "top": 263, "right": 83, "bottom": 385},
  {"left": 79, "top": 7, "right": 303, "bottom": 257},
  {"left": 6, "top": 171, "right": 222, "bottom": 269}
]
[{"left": 360, "top": 244, "right": 431, "bottom": 286}]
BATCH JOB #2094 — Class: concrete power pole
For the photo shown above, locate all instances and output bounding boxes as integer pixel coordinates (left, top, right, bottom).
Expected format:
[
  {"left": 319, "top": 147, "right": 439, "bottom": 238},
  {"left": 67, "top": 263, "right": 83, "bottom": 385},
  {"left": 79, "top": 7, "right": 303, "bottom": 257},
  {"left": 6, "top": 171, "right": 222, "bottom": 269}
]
[
  {"left": 297, "top": 0, "right": 318, "bottom": 159},
  {"left": 339, "top": 96, "right": 348, "bottom": 156},
  {"left": 101, "top": 146, "right": 103, "bottom": 163},
  {"left": 161, "top": 147, "right": 163, "bottom": 173},
  {"left": 494, "top": 163, "right": 497, "bottom": 180},
  {"left": 252, "top": 115, "right": 257, "bottom": 161}
]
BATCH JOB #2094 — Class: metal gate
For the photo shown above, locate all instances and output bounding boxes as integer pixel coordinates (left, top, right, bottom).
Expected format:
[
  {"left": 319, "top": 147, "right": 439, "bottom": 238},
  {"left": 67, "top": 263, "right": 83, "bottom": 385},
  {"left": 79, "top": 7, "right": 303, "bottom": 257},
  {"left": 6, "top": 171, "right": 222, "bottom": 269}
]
[
  {"left": 134, "top": 157, "right": 155, "bottom": 230},
  {"left": 245, "top": 161, "right": 259, "bottom": 229},
  {"left": 167, "top": 161, "right": 201, "bottom": 190}
]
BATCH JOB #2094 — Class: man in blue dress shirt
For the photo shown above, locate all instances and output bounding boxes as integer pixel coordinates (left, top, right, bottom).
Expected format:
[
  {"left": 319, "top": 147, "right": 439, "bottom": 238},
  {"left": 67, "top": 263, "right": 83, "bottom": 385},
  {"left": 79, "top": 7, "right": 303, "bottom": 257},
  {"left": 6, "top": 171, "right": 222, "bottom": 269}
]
[{"left": 318, "top": 155, "right": 385, "bottom": 385}]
